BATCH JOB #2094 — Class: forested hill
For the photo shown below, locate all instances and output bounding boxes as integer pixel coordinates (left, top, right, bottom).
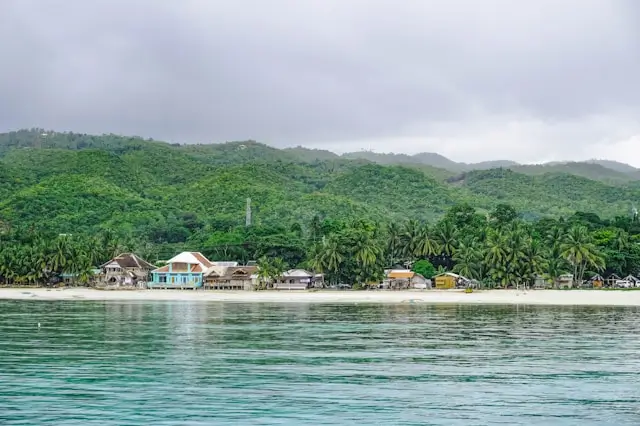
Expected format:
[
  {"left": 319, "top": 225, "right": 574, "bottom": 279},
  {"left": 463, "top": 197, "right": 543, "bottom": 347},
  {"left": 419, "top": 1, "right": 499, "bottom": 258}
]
[{"left": 1, "top": 128, "right": 639, "bottom": 256}]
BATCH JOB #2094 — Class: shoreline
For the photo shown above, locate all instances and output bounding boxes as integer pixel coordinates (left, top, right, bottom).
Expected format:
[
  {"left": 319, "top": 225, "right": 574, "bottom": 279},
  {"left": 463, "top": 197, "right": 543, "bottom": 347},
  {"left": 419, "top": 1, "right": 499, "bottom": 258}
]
[{"left": 2, "top": 288, "right": 640, "bottom": 306}]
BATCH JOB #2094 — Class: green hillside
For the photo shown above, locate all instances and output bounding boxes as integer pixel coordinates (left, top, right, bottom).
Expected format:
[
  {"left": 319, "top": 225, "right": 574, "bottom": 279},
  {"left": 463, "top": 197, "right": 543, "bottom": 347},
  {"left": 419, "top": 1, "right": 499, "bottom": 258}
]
[{"left": 1, "top": 129, "right": 640, "bottom": 254}]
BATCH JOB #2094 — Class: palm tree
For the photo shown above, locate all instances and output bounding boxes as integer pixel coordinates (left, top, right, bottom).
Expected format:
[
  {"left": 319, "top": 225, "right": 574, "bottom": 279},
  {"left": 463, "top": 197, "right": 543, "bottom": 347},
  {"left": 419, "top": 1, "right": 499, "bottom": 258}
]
[
  {"left": 452, "top": 242, "right": 482, "bottom": 280},
  {"left": 402, "top": 220, "right": 422, "bottom": 264},
  {"left": 50, "top": 235, "right": 71, "bottom": 274},
  {"left": 613, "top": 229, "right": 630, "bottom": 252},
  {"left": 385, "top": 222, "right": 403, "bottom": 266},
  {"left": 484, "top": 230, "right": 508, "bottom": 287},
  {"left": 436, "top": 220, "right": 458, "bottom": 259},
  {"left": 415, "top": 224, "right": 440, "bottom": 260},
  {"left": 505, "top": 226, "right": 527, "bottom": 288},
  {"left": 256, "top": 256, "right": 272, "bottom": 290},
  {"left": 354, "top": 234, "right": 381, "bottom": 270},
  {"left": 310, "top": 237, "right": 343, "bottom": 285},
  {"left": 322, "top": 237, "right": 343, "bottom": 283},
  {"left": 561, "top": 225, "right": 606, "bottom": 285},
  {"left": 521, "top": 238, "right": 548, "bottom": 288}
]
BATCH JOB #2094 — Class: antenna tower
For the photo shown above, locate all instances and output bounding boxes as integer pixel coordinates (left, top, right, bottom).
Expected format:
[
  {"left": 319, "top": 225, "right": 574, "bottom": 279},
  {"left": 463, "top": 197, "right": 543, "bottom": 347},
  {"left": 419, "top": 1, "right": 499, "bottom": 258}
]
[{"left": 245, "top": 198, "right": 252, "bottom": 227}]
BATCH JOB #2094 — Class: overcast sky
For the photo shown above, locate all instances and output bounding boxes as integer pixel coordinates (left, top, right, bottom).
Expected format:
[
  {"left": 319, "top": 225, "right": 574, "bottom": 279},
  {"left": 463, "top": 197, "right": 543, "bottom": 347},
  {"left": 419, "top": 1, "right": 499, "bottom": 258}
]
[{"left": 1, "top": 0, "right": 639, "bottom": 164}]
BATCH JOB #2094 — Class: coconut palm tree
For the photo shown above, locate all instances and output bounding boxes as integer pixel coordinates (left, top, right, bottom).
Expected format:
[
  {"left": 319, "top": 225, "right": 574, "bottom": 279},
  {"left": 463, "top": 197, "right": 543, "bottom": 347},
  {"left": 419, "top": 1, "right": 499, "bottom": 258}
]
[
  {"left": 402, "top": 220, "right": 422, "bottom": 263},
  {"left": 452, "top": 242, "right": 482, "bottom": 280},
  {"left": 436, "top": 220, "right": 458, "bottom": 260},
  {"left": 415, "top": 224, "right": 440, "bottom": 260},
  {"left": 521, "top": 238, "right": 548, "bottom": 288},
  {"left": 310, "top": 237, "right": 343, "bottom": 285},
  {"left": 256, "top": 257, "right": 272, "bottom": 290},
  {"left": 561, "top": 225, "right": 606, "bottom": 285},
  {"left": 385, "top": 222, "right": 403, "bottom": 266}
]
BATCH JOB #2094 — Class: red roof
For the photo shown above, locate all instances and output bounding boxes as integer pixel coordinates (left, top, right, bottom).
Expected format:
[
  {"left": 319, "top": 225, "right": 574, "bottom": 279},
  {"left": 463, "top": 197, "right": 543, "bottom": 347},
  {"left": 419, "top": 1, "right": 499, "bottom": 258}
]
[
  {"left": 153, "top": 264, "right": 203, "bottom": 273},
  {"left": 192, "top": 252, "right": 213, "bottom": 268}
]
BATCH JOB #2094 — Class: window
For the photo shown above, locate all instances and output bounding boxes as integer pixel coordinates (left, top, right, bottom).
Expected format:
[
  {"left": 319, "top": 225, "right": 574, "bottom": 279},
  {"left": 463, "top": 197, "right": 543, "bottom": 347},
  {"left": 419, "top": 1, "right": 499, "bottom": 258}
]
[{"left": 159, "top": 275, "right": 167, "bottom": 283}]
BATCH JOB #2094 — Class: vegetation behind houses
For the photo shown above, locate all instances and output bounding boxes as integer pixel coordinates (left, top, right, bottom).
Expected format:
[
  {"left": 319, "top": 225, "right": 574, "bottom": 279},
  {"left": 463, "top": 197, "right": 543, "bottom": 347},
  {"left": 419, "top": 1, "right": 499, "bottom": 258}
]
[{"left": 1, "top": 129, "right": 640, "bottom": 285}]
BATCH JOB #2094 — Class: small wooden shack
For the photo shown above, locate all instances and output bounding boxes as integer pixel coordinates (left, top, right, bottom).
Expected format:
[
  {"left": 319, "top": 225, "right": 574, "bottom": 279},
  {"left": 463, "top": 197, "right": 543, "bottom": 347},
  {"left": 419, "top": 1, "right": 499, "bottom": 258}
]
[
  {"left": 384, "top": 269, "right": 415, "bottom": 290},
  {"left": 554, "top": 274, "right": 574, "bottom": 289},
  {"left": 434, "top": 272, "right": 468, "bottom": 289},
  {"left": 588, "top": 274, "right": 604, "bottom": 288}
]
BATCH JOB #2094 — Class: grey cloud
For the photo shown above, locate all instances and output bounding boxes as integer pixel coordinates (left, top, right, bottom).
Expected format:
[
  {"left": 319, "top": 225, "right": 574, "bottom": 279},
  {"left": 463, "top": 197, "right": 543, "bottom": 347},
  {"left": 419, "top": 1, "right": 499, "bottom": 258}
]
[{"left": 0, "top": 0, "right": 639, "bottom": 161}]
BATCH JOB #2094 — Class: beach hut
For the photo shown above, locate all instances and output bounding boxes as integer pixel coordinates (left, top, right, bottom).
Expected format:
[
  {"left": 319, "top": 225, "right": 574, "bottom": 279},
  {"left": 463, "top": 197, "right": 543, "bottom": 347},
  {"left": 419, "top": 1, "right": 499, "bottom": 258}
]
[
  {"left": 554, "top": 274, "right": 574, "bottom": 289},
  {"left": 588, "top": 274, "right": 604, "bottom": 289},
  {"left": 606, "top": 274, "right": 621, "bottom": 288},
  {"left": 434, "top": 272, "right": 468, "bottom": 289},
  {"left": 273, "top": 269, "right": 314, "bottom": 290},
  {"left": 384, "top": 269, "right": 415, "bottom": 290},
  {"left": 623, "top": 275, "right": 640, "bottom": 288}
]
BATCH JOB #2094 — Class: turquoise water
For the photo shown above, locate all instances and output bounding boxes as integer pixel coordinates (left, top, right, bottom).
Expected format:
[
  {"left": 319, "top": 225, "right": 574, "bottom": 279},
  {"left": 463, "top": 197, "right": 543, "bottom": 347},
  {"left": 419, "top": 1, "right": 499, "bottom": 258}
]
[{"left": 1, "top": 302, "right": 640, "bottom": 425}]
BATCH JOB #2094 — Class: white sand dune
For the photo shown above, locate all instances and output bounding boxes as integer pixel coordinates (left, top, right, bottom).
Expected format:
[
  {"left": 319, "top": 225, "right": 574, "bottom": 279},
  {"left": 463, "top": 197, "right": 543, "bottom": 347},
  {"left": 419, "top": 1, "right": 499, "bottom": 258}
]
[{"left": 1, "top": 288, "right": 640, "bottom": 306}]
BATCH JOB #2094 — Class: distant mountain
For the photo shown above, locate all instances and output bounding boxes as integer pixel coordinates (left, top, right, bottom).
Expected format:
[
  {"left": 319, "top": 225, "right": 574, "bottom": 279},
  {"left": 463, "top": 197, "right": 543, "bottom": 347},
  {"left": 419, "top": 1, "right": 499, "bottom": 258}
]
[
  {"left": 585, "top": 159, "right": 638, "bottom": 174},
  {"left": 342, "top": 150, "right": 518, "bottom": 172},
  {"left": 473, "top": 160, "right": 520, "bottom": 169},
  {"left": 511, "top": 162, "right": 637, "bottom": 185},
  {"left": 341, "top": 150, "right": 640, "bottom": 184}
]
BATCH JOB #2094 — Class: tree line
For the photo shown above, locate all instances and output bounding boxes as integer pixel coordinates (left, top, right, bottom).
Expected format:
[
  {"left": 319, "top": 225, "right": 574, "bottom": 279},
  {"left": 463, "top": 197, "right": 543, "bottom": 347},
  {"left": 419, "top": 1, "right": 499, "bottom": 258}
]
[{"left": 1, "top": 203, "right": 639, "bottom": 287}]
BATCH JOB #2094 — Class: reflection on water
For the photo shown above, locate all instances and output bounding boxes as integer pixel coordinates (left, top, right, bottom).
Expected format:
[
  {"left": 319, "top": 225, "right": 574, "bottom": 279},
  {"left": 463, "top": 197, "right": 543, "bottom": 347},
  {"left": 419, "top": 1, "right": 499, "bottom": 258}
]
[{"left": 1, "top": 301, "right": 640, "bottom": 425}]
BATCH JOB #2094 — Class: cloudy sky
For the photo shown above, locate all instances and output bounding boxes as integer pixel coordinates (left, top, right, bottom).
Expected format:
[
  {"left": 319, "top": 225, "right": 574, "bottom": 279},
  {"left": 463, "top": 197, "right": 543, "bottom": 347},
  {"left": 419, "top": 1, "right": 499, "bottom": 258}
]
[{"left": 1, "top": 0, "right": 639, "bottom": 164}]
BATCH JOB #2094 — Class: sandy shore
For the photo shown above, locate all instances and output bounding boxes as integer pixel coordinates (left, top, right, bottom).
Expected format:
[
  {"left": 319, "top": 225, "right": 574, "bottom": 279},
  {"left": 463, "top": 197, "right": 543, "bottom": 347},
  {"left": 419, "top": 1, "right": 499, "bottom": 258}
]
[{"left": 1, "top": 288, "right": 640, "bottom": 305}]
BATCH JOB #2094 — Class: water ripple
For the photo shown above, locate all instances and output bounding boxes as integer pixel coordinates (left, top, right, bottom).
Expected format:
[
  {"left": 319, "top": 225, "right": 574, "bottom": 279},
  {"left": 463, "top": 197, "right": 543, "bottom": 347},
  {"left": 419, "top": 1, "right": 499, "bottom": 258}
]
[{"left": 1, "top": 301, "right": 640, "bottom": 425}]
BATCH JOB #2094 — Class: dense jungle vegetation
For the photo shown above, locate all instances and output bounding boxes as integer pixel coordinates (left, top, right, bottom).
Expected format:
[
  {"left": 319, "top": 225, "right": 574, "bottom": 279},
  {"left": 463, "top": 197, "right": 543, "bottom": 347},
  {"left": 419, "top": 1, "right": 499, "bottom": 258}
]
[{"left": 1, "top": 128, "right": 640, "bottom": 285}]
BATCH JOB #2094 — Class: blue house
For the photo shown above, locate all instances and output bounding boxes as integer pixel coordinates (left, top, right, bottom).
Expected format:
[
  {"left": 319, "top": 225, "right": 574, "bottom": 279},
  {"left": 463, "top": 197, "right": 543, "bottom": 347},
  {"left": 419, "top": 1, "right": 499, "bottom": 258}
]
[{"left": 149, "top": 252, "right": 213, "bottom": 289}]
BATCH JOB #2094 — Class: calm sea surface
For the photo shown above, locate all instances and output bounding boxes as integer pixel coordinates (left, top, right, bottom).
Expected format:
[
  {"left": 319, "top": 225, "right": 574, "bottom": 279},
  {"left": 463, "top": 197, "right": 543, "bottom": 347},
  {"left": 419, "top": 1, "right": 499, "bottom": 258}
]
[{"left": 1, "top": 301, "right": 640, "bottom": 425}]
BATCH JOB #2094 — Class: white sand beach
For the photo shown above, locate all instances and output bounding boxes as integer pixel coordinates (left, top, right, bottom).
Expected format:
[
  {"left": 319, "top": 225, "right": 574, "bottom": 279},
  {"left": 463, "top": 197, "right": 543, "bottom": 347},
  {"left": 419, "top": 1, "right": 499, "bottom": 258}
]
[{"left": 1, "top": 288, "right": 640, "bottom": 305}]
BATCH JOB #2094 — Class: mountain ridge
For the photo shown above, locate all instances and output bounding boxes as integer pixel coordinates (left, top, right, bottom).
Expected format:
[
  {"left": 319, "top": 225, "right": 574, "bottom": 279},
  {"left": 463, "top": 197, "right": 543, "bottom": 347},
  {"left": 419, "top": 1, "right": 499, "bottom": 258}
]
[{"left": 2, "top": 128, "right": 640, "bottom": 246}]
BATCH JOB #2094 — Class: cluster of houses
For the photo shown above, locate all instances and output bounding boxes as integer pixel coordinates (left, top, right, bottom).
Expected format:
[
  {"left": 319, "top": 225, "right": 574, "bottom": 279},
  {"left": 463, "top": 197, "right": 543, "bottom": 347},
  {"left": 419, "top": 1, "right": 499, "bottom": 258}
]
[
  {"left": 93, "top": 251, "right": 474, "bottom": 291},
  {"left": 94, "top": 252, "right": 640, "bottom": 290},
  {"left": 96, "top": 252, "right": 324, "bottom": 290}
]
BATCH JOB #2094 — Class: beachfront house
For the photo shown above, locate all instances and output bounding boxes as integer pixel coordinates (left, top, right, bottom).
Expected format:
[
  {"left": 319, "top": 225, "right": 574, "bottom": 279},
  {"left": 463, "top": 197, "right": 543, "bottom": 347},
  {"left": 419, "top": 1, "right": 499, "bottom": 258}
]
[
  {"left": 98, "top": 253, "right": 156, "bottom": 287},
  {"left": 273, "top": 269, "right": 317, "bottom": 290},
  {"left": 383, "top": 269, "right": 413, "bottom": 289},
  {"left": 381, "top": 269, "right": 431, "bottom": 290},
  {"left": 149, "top": 252, "right": 213, "bottom": 289},
  {"left": 204, "top": 264, "right": 258, "bottom": 290}
]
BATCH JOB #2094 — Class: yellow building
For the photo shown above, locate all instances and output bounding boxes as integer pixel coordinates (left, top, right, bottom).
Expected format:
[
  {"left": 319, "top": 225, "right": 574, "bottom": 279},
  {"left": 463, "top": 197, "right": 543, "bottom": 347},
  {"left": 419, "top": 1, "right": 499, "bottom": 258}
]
[{"left": 434, "top": 272, "right": 464, "bottom": 289}]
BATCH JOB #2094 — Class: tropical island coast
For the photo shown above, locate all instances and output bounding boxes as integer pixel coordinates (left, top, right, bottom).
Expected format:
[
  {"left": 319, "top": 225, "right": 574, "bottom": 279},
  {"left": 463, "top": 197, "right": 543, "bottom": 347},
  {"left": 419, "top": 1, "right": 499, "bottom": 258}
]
[{"left": 2, "top": 130, "right": 640, "bottom": 296}]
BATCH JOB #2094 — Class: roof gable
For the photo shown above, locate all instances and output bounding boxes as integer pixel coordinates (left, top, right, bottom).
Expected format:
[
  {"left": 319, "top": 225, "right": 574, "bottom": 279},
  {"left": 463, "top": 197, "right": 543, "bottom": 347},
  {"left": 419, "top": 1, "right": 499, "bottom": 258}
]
[
  {"left": 283, "top": 269, "right": 313, "bottom": 277},
  {"left": 101, "top": 253, "right": 156, "bottom": 269},
  {"left": 166, "top": 252, "right": 212, "bottom": 268}
]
